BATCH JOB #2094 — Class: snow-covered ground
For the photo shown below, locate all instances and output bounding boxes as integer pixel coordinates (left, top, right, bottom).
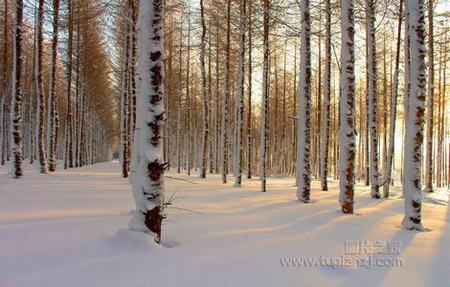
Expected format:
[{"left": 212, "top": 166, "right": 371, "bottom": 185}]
[{"left": 0, "top": 162, "right": 449, "bottom": 287}]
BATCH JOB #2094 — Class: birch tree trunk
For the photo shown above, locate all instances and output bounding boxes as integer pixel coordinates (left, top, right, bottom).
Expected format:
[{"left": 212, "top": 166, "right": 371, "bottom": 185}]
[
  {"left": 121, "top": 7, "right": 131, "bottom": 178},
  {"left": 186, "top": 5, "right": 191, "bottom": 176},
  {"left": 246, "top": 0, "right": 252, "bottom": 179},
  {"left": 234, "top": 0, "right": 246, "bottom": 187},
  {"left": 176, "top": 21, "right": 182, "bottom": 173},
  {"left": 47, "top": 0, "right": 59, "bottom": 172},
  {"left": 259, "top": 0, "right": 269, "bottom": 192},
  {"left": 366, "top": 0, "right": 380, "bottom": 198},
  {"left": 1, "top": 0, "right": 8, "bottom": 166},
  {"left": 424, "top": 0, "right": 434, "bottom": 193},
  {"left": 64, "top": 0, "right": 74, "bottom": 169},
  {"left": 35, "top": 0, "right": 47, "bottom": 173},
  {"left": 11, "top": 0, "right": 24, "bottom": 178},
  {"left": 401, "top": 0, "right": 426, "bottom": 231},
  {"left": 402, "top": 3, "right": 410, "bottom": 191},
  {"left": 221, "top": 0, "right": 231, "bottom": 183},
  {"left": 320, "top": 0, "right": 331, "bottom": 191},
  {"left": 296, "top": 0, "right": 311, "bottom": 202},
  {"left": 199, "top": 0, "right": 209, "bottom": 178},
  {"left": 383, "top": 0, "right": 403, "bottom": 198},
  {"left": 339, "top": 0, "right": 355, "bottom": 213},
  {"left": 128, "top": 0, "right": 167, "bottom": 243}
]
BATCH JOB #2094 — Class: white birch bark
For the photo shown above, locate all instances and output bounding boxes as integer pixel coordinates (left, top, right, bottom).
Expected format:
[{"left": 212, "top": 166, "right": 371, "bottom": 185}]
[
  {"left": 10, "top": 0, "right": 24, "bottom": 178},
  {"left": 259, "top": 0, "right": 269, "bottom": 192},
  {"left": 366, "top": 0, "right": 380, "bottom": 198},
  {"left": 338, "top": 0, "right": 356, "bottom": 213},
  {"left": 128, "top": 0, "right": 167, "bottom": 243},
  {"left": 401, "top": 0, "right": 426, "bottom": 231},
  {"left": 320, "top": 0, "right": 331, "bottom": 191},
  {"left": 234, "top": 0, "right": 246, "bottom": 187},
  {"left": 383, "top": 0, "right": 403, "bottom": 198},
  {"left": 296, "top": 0, "right": 311, "bottom": 202},
  {"left": 199, "top": 0, "right": 209, "bottom": 179},
  {"left": 424, "top": 0, "right": 434, "bottom": 193},
  {"left": 221, "top": 0, "right": 231, "bottom": 183}
]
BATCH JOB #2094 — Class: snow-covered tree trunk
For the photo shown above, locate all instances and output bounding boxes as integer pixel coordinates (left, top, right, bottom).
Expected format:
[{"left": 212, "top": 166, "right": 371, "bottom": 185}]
[
  {"left": 234, "top": 0, "right": 246, "bottom": 187},
  {"left": 246, "top": 0, "right": 252, "bottom": 179},
  {"left": 73, "top": 6, "right": 82, "bottom": 168},
  {"left": 259, "top": 0, "right": 269, "bottom": 192},
  {"left": 47, "top": 0, "right": 59, "bottom": 172},
  {"left": 339, "top": 0, "right": 356, "bottom": 213},
  {"left": 130, "top": 2, "right": 137, "bottom": 142},
  {"left": 296, "top": 0, "right": 311, "bottom": 202},
  {"left": 35, "top": 0, "right": 48, "bottom": 174},
  {"left": 199, "top": 0, "right": 209, "bottom": 179},
  {"left": 1, "top": 0, "right": 8, "bottom": 166},
  {"left": 11, "top": 0, "right": 24, "bottom": 178},
  {"left": 401, "top": 0, "right": 426, "bottom": 231},
  {"left": 292, "top": 41, "right": 297, "bottom": 175},
  {"left": 176, "top": 21, "right": 182, "bottom": 174},
  {"left": 424, "top": 0, "right": 434, "bottom": 193},
  {"left": 128, "top": 0, "right": 167, "bottom": 243},
  {"left": 282, "top": 40, "right": 288, "bottom": 175},
  {"left": 64, "top": 0, "right": 74, "bottom": 169},
  {"left": 315, "top": 10, "right": 322, "bottom": 180},
  {"left": 383, "top": 0, "right": 403, "bottom": 198},
  {"left": 221, "top": 0, "right": 231, "bottom": 184},
  {"left": 366, "top": 0, "right": 380, "bottom": 198},
  {"left": 121, "top": 8, "right": 131, "bottom": 178},
  {"left": 185, "top": 5, "right": 191, "bottom": 176},
  {"left": 207, "top": 22, "right": 213, "bottom": 174},
  {"left": 402, "top": 3, "right": 410, "bottom": 191},
  {"left": 320, "top": 0, "right": 331, "bottom": 191}
]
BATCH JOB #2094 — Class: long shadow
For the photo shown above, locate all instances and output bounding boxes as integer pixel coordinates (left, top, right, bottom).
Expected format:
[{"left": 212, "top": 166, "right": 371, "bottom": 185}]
[
  {"left": 340, "top": 227, "right": 418, "bottom": 287},
  {"left": 429, "top": 195, "right": 450, "bottom": 285}
]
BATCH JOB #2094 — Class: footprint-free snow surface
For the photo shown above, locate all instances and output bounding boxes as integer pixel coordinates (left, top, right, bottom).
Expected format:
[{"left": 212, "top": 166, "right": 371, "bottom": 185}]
[{"left": 0, "top": 162, "right": 449, "bottom": 287}]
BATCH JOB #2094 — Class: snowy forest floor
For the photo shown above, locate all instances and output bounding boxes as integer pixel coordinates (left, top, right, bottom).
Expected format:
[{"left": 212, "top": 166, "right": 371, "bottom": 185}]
[{"left": 0, "top": 162, "right": 449, "bottom": 287}]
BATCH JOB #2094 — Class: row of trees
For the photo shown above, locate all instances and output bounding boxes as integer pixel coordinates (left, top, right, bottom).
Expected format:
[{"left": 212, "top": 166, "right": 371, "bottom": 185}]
[
  {"left": 1, "top": 0, "right": 448, "bottom": 242},
  {"left": 122, "top": 0, "right": 449, "bottom": 242},
  {"left": 0, "top": 0, "right": 117, "bottom": 176},
  {"left": 120, "top": 0, "right": 449, "bottom": 190}
]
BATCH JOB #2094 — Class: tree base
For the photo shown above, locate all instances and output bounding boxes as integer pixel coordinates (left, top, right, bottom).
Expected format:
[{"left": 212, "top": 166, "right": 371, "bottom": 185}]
[{"left": 341, "top": 203, "right": 353, "bottom": 214}]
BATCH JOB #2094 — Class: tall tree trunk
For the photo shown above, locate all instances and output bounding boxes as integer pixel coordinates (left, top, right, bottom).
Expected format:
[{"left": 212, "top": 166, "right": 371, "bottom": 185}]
[
  {"left": 176, "top": 20, "right": 182, "bottom": 173},
  {"left": 128, "top": 0, "right": 166, "bottom": 243},
  {"left": 315, "top": 9, "right": 322, "bottom": 179},
  {"left": 121, "top": 8, "right": 131, "bottom": 178},
  {"left": 199, "top": 0, "right": 209, "bottom": 178},
  {"left": 402, "top": 0, "right": 426, "bottom": 231},
  {"left": 259, "top": 0, "right": 269, "bottom": 192},
  {"left": 296, "top": 0, "right": 311, "bottom": 202},
  {"left": 208, "top": 19, "right": 213, "bottom": 174},
  {"left": 282, "top": 40, "right": 287, "bottom": 174},
  {"left": 424, "top": 0, "right": 434, "bottom": 192},
  {"left": 186, "top": 5, "right": 191, "bottom": 176},
  {"left": 11, "top": 0, "right": 24, "bottom": 178},
  {"left": 221, "top": 0, "right": 231, "bottom": 183},
  {"left": 1, "top": 0, "right": 8, "bottom": 166},
  {"left": 366, "top": 0, "right": 380, "bottom": 198},
  {"left": 383, "top": 0, "right": 403, "bottom": 198},
  {"left": 320, "top": 0, "right": 331, "bottom": 191},
  {"left": 339, "top": 0, "right": 356, "bottom": 213},
  {"left": 402, "top": 1, "right": 411, "bottom": 190},
  {"left": 214, "top": 17, "right": 220, "bottom": 174},
  {"left": 47, "top": 0, "right": 59, "bottom": 172},
  {"left": 292, "top": 41, "right": 297, "bottom": 175},
  {"left": 246, "top": 0, "right": 252, "bottom": 179},
  {"left": 234, "top": 0, "right": 246, "bottom": 187},
  {"left": 35, "top": 0, "right": 47, "bottom": 173},
  {"left": 64, "top": 0, "right": 74, "bottom": 169}
]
